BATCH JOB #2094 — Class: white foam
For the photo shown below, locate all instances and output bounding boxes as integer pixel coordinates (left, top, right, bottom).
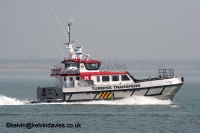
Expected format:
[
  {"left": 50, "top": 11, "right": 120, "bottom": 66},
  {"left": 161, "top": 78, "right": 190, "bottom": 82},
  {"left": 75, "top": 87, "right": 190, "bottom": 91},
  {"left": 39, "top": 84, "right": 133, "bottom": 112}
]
[
  {"left": 40, "top": 96, "right": 172, "bottom": 105},
  {"left": 0, "top": 95, "right": 171, "bottom": 106},
  {"left": 0, "top": 95, "right": 27, "bottom": 105},
  {"left": 169, "top": 104, "right": 179, "bottom": 108}
]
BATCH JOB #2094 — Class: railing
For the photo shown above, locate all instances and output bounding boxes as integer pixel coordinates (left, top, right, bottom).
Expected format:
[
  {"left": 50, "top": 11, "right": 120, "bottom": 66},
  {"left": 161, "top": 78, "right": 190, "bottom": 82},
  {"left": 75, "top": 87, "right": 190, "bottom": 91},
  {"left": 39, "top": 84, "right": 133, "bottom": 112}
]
[
  {"left": 50, "top": 65, "right": 78, "bottom": 75},
  {"left": 50, "top": 65, "right": 64, "bottom": 75},
  {"left": 158, "top": 69, "right": 174, "bottom": 78}
]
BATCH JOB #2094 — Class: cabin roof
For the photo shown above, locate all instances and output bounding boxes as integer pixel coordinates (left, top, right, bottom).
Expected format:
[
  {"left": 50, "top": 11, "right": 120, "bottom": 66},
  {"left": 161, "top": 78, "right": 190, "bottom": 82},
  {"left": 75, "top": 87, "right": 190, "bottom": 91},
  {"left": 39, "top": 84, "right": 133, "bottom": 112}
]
[{"left": 62, "top": 59, "right": 101, "bottom": 64}]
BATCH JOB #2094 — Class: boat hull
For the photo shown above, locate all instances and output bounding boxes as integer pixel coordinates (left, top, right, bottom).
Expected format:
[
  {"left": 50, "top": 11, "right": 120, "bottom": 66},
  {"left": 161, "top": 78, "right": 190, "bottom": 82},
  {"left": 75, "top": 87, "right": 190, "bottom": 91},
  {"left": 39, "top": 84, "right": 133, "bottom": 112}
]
[
  {"left": 32, "top": 77, "right": 183, "bottom": 103},
  {"left": 62, "top": 83, "right": 183, "bottom": 102}
]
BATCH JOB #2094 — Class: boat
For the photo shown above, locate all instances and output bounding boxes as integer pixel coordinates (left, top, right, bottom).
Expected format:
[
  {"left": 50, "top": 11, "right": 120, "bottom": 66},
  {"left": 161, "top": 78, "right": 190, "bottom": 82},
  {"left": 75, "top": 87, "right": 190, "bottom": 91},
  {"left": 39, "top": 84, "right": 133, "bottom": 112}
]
[{"left": 30, "top": 21, "right": 184, "bottom": 103}]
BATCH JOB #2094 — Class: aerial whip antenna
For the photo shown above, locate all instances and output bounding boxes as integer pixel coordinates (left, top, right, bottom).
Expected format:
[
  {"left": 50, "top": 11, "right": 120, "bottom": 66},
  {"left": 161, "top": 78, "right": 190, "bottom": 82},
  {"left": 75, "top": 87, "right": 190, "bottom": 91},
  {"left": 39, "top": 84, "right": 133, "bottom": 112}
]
[
  {"left": 49, "top": 31, "right": 64, "bottom": 57},
  {"left": 68, "top": 19, "right": 73, "bottom": 42},
  {"left": 47, "top": 2, "right": 69, "bottom": 41}
]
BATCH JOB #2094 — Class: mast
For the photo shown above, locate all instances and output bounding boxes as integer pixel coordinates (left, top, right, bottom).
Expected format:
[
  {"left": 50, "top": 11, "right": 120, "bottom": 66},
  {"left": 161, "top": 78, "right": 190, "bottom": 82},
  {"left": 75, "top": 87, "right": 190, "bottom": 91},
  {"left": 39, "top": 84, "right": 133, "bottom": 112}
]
[
  {"left": 65, "top": 20, "right": 84, "bottom": 60},
  {"left": 65, "top": 20, "right": 75, "bottom": 55},
  {"left": 68, "top": 20, "right": 72, "bottom": 43}
]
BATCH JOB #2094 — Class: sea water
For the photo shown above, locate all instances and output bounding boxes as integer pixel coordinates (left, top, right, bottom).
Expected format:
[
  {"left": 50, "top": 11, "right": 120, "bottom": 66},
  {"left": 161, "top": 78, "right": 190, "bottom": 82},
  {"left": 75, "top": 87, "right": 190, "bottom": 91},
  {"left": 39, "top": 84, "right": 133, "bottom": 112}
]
[{"left": 0, "top": 69, "right": 200, "bottom": 133}]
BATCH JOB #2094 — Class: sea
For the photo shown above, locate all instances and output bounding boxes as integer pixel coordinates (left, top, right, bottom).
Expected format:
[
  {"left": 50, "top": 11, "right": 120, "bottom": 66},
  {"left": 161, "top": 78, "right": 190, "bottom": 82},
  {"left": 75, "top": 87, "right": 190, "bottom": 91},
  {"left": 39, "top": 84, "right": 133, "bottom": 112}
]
[{"left": 0, "top": 69, "right": 200, "bottom": 133}]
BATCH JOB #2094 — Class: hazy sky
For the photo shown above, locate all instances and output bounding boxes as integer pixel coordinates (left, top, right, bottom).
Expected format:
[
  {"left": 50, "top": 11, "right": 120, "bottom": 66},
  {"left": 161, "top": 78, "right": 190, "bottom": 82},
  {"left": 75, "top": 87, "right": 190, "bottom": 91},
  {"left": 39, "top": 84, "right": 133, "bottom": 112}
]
[{"left": 0, "top": 0, "right": 200, "bottom": 60}]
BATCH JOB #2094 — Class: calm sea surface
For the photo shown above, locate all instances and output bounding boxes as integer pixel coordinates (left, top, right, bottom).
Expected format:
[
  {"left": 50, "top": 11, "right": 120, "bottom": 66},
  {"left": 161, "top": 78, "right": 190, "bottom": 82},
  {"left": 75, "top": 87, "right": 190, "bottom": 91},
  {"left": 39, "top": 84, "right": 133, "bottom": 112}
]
[{"left": 0, "top": 69, "right": 200, "bottom": 133}]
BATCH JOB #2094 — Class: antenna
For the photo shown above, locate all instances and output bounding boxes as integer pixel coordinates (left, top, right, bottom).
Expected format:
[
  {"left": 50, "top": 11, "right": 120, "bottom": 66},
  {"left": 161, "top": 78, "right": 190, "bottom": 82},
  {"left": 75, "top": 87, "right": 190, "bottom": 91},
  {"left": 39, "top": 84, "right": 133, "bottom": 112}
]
[
  {"left": 68, "top": 19, "right": 73, "bottom": 42},
  {"left": 47, "top": 2, "right": 69, "bottom": 42},
  {"left": 49, "top": 31, "right": 64, "bottom": 57},
  {"left": 65, "top": 19, "right": 78, "bottom": 52}
]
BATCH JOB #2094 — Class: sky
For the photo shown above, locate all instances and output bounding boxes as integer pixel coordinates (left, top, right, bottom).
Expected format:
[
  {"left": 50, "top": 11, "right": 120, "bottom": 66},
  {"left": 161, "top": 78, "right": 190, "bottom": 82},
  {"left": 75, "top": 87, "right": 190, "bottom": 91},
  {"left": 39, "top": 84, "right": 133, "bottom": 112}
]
[{"left": 0, "top": 0, "right": 200, "bottom": 61}]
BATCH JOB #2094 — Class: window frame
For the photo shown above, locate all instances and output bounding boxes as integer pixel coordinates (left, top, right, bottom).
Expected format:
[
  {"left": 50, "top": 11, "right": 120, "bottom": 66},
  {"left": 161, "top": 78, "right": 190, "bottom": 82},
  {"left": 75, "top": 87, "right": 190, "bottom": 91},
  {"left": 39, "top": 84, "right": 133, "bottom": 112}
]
[
  {"left": 65, "top": 63, "right": 77, "bottom": 68},
  {"left": 121, "top": 75, "right": 130, "bottom": 81},
  {"left": 84, "top": 63, "right": 100, "bottom": 70},
  {"left": 76, "top": 77, "right": 79, "bottom": 80},
  {"left": 69, "top": 77, "right": 73, "bottom": 81},
  {"left": 102, "top": 76, "right": 110, "bottom": 82},
  {"left": 97, "top": 76, "right": 100, "bottom": 82},
  {"left": 112, "top": 75, "right": 119, "bottom": 81}
]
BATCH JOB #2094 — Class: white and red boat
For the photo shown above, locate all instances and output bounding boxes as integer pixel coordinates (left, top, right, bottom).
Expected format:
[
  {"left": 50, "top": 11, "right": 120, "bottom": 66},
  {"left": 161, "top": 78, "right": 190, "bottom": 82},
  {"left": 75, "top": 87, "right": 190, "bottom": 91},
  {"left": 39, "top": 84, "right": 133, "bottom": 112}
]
[{"left": 31, "top": 21, "right": 184, "bottom": 103}]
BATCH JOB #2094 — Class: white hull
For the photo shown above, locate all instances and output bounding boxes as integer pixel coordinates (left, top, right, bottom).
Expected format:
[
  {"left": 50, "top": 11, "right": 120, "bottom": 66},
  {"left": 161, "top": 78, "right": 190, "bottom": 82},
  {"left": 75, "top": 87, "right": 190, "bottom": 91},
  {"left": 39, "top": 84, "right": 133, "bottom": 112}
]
[{"left": 33, "top": 77, "right": 183, "bottom": 103}]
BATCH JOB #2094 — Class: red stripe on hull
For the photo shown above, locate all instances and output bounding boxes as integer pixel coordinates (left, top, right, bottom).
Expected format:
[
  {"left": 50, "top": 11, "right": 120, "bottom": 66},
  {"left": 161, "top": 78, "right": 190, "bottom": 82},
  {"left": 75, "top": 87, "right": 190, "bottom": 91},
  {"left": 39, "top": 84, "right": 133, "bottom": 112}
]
[{"left": 51, "top": 71, "right": 128, "bottom": 77}]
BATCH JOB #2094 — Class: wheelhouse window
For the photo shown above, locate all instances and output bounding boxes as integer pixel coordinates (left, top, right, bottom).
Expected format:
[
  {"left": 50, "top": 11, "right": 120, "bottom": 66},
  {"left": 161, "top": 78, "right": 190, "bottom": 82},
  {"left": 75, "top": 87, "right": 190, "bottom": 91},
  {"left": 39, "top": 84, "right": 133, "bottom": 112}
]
[
  {"left": 102, "top": 76, "right": 109, "bottom": 82},
  {"left": 84, "top": 63, "right": 100, "bottom": 70},
  {"left": 64, "top": 77, "right": 66, "bottom": 81},
  {"left": 121, "top": 75, "right": 130, "bottom": 81},
  {"left": 112, "top": 75, "right": 119, "bottom": 81},
  {"left": 97, "top": 76, "right": 100, "bottom": 82},
  {"left": 65, "top": 63, "right": 77, "bottom": 68}
]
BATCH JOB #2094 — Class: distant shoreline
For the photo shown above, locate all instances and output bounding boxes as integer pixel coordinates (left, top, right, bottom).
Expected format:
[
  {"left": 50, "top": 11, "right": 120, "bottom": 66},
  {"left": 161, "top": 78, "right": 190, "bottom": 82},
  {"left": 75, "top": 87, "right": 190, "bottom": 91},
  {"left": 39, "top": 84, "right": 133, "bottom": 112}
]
[{"left": 0, "top": 59, "right": 199, "bottom": 71}]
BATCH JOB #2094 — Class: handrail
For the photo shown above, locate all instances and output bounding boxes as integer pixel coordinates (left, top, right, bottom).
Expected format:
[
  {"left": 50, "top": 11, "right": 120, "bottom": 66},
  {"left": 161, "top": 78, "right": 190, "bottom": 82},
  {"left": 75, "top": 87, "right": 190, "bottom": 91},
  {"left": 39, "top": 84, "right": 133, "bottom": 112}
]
[{"left": 158, "top": 69, "right": 174, "bottom": 78}]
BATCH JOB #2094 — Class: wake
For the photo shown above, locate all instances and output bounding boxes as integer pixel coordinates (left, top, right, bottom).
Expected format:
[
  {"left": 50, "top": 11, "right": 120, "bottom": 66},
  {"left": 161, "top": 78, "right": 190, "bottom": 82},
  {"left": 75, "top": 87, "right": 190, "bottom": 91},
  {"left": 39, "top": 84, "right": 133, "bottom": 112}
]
[
  {"left": 0, "top": 95, "right": 171, "bottom": 106},
  {"left": 40, "top": 96, "right": 172, "bottom": 105},
  {"left": 0, "top": 95, "right": 28, "bottom": 105}
]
